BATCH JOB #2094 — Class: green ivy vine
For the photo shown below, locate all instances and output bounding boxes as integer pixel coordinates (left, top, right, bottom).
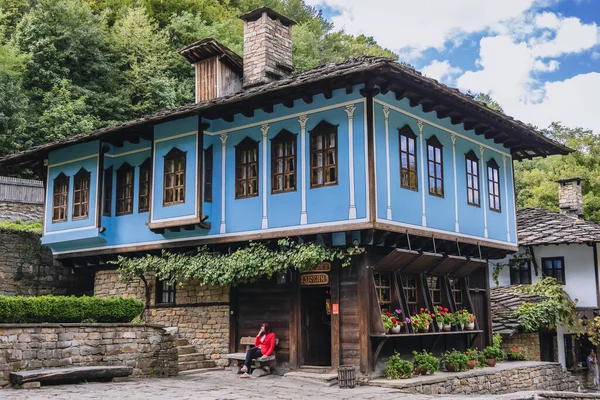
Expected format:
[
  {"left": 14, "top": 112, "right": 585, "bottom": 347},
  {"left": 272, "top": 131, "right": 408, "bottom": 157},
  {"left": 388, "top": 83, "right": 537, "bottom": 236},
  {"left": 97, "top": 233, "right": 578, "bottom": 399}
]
[{"left": 113, "top": 239, "right": 354, "bottom": 287}]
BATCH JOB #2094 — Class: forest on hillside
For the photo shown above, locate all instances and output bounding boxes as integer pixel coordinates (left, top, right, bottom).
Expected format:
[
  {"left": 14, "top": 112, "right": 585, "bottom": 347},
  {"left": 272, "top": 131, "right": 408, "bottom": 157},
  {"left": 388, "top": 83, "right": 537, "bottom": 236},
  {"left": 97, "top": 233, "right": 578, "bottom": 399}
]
[{"left": 1, "top": 0, "right": 599, "bottom": 220}]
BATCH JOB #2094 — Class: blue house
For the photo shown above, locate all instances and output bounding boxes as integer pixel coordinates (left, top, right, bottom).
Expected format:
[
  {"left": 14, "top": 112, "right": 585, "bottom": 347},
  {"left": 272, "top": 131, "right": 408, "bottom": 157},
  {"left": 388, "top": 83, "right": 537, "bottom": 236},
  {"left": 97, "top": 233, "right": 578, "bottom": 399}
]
[{"left": 0, "top": 7, "right": 570, "bottom": 374}]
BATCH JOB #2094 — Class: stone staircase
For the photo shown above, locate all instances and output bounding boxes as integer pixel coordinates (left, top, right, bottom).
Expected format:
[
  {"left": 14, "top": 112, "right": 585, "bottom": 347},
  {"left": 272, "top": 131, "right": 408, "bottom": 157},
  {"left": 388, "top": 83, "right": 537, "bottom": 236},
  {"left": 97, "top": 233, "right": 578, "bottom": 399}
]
[{"left": 174, "top": 338, "right": 217, "bottom": 372}]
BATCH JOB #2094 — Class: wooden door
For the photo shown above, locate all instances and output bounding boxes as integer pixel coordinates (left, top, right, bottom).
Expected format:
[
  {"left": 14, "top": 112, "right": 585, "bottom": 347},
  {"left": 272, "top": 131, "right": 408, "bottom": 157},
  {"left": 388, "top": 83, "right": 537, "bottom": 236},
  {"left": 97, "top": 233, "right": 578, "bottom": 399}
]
[{"left": 301, "top": 287, "right": 332, "bottom": 366}]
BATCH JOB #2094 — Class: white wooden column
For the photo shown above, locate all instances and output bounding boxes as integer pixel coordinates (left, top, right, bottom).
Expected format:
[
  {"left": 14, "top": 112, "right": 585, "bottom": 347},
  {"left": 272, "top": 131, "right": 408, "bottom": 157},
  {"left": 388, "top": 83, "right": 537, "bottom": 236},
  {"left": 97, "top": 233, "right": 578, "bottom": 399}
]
[
  {"left": 298, "top": 115, "right": 308, "bottom": 225},
  {"left": 383, "top": 107, "right": 392, "bottom": 220},
  {"left": 417, "top": 120, "right": 426, "bottom": 227},
  {"left": 219, "top": 133, "right": 228, "bottom": 234},
  {"left": 451, "top": 134, "right": 459, "bottom": 232},
  {"left": 480, "top": 145, "right": 488, "bottom": 238},
  {"left": 261, "top": 124, "right": 270, "bottom": 229},
  {"left": 345, "top": 105, "right": 357, "bottom": 219},
  {"left": 503, "top": 155, "right": 511, "bottom": 242}
]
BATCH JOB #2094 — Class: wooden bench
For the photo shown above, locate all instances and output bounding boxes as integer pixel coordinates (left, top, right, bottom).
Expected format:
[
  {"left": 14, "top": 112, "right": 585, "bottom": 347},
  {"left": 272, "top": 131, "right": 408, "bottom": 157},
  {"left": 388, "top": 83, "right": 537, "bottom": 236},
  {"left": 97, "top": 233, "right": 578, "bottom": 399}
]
[
  {"left": 225, "top": 336, "right": 279, "bottom": 376},
  {"left": 9, "top": 366, "right": 133, "bottom": 387}
]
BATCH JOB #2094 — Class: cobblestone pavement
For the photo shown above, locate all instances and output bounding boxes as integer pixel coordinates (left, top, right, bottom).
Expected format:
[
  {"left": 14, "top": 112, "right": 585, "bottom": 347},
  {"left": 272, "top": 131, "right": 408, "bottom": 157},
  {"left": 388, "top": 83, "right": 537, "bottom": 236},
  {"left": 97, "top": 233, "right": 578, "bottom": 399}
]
[{"left": 3, "top": 371, "right": 435, "bottom": 400}]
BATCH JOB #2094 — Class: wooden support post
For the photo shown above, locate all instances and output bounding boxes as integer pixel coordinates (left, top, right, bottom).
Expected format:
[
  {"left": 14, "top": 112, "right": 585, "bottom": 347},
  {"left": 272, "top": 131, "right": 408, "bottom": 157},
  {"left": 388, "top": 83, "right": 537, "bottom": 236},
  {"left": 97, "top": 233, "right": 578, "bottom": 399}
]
[
  {"left": 330, "top": 263, "right": 340, "bottom": 370},
  {"left": 229, "top": 287, "right": 237, "bottom": 353},
  {"left": 357, "top": 255, "right": 371, "bottom": 373},
  {"left": 289, "top": 272, "right": 300, "bottom": 368}
]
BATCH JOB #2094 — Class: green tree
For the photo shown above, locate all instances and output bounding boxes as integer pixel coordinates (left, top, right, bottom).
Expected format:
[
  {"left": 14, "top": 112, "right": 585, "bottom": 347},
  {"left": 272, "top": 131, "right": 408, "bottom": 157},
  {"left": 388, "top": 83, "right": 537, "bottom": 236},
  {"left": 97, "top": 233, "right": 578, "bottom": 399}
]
[
  {"left": 0, "top": 42, "right": 29, "bottom": 156},
  {"left": 473, "top": 92, "right": 504, "bottom": 113}
]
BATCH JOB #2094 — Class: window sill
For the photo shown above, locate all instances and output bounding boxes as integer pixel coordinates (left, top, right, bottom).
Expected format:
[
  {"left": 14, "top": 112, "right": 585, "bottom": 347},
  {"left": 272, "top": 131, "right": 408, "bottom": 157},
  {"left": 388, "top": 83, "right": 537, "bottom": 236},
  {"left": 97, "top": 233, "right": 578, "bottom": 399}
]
[{"left": 146, "top": 215, "right": 209, "bottom": 233}]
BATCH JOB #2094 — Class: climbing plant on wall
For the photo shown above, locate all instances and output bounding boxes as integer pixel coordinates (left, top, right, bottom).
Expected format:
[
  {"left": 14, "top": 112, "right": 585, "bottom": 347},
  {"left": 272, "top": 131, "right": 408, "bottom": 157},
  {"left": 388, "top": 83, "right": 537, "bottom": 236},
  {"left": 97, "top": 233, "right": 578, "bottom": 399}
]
[{"left": 113, "top": 239, "right": 353, "bottom": 288}]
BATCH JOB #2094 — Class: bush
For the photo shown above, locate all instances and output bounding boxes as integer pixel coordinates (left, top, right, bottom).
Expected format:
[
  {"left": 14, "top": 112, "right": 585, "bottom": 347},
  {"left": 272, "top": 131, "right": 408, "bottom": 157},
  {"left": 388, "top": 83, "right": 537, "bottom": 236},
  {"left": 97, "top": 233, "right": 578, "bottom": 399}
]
[
  {"left": 442, "top": 349, "right": 468, "bottom": 371},
  {"left": 412, "top": 350, "right": 440, "bottom": 374},
  {"left": 483, "top": 345, "right": 504, "bottom": 360},
  {"left": 385, "top": 351, "right": 413, "bottom": 379},
  {"left": 0, "top": 295, "right": 144, "bottom": 323},
  {"left": 507, "top": 345, "right": 526, "bottom": 361}
]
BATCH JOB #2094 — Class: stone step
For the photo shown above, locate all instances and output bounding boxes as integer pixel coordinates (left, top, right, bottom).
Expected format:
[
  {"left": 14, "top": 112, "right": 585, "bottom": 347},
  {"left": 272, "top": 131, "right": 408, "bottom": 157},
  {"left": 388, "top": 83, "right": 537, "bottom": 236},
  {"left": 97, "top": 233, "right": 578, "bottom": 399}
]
[
  {"left": 173, "top": 339, "right": 189, "bottom": 347},
  {"left": 178, "top": 360, "right": 216, "bottom": 372},
  {"left": 178, "top": 367, "right": 223, "bottom": 376},
  {"left": 178, "top": 353, "right": 206, "bottom": 362},
  {"left": 283, "top": 371, "right": 339, "bottom": 387},
  {"left": 177, "top": 345, "right": 198, "bottom": 355}
]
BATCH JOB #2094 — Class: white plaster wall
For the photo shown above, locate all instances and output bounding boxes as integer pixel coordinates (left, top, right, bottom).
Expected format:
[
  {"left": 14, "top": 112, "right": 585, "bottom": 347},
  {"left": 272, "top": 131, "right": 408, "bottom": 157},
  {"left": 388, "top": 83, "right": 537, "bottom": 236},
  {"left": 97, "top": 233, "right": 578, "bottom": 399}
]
[{"left": 489, "top": 243, "right": 598, "bottom": 308}]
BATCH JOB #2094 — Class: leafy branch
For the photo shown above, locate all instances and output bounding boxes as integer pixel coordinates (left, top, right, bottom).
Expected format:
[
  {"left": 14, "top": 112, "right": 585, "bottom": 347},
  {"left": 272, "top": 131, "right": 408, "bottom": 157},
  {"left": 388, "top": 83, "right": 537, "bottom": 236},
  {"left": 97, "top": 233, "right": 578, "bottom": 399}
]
[{"left": 112, "top": 239, "right": 352, "bottom": 287}]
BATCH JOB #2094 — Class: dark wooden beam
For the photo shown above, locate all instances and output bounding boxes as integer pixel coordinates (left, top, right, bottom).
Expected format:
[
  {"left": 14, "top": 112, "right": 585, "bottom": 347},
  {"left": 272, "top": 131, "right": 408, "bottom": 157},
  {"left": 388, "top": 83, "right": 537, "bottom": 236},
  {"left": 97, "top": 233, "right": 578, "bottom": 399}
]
[
  {"left": 346, "top": 83, "right": 354, "bottom": 95},
  {"left": 302, "top": 95, "right": 313, "bottom": 104},
  {"left": 463, "top": 120, "right": 477, "bottom": 131},
  {"left": 450, "top": 114, "right": 464, "bottom": 125},
  {"left": 323, "top": 88, "right": 333, "bottom": 99},
  {"left": 127, "top": 136, "right": 140, "bottom": 145},
  {"left": 261, "top": 104, "right": 274, "bottom": 113},
  {"left": 435, "top": 107, "right": 451, "bottom": 119},
  {"left": 394, "top": 87, "right": 407, "bottom": 100},
  {"left": 241, "top": 109, "right": 254, "bottom": 118},
  {"left": 421, "top": 102, "right": 436, "bottom": 113},
  {"left": 484, "top": 130, "right": 501, "bottom": 140},
  {"left": 283, "top": 99, "right": 294, "bottom": 108},
  {"left": 408, "top": 96, "right": 423, "bottom": 108},
  {"left": 379, "top": 83, "right": 390, "bottom": 95},
  {"left": 223, "top": 115, "right": 234, "bottom": 123}
]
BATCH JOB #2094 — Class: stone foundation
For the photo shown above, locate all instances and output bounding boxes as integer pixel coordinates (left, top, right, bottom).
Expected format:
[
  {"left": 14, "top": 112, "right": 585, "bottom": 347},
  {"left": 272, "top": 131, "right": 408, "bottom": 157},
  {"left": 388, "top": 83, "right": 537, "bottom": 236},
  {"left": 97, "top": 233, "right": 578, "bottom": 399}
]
[
  {"left": 502, "top": 333, "right": 542, "bottom": 361},
  {"left": 94, "top": 270, "right": 230, "bottom": 366},
  {"left": 0, "top": 323, "right": 178, "bottom": 387},
  {"left": 0, "top": 230, "right": 82, "bottom": 296},
  {"left": 370, "top": 362, "right": 580, "bottom": 395},
  {"left": 0, "top": 202, "right": 43, "bottom": 223}
]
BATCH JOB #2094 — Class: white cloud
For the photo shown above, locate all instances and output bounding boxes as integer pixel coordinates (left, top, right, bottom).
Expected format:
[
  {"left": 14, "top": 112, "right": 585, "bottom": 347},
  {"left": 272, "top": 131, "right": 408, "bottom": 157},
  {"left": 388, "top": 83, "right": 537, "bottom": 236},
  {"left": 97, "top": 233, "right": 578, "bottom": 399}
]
[
  {"left": 421, "top": 60, "right": 463, "bottom": 84},
  {"left": 531, "top": 16, "right": 598, "bottom": 57}
]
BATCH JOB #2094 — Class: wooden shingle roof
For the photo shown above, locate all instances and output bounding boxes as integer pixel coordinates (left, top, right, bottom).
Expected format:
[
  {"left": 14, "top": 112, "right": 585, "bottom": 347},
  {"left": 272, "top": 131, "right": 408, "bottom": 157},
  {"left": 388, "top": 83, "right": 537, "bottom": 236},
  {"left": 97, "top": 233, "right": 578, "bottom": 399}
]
[
  {"left": 490, "top": 285, "right": 546, "bottom": 335},
  {"left": 517, "top": 208, "right": 600, "bottom": 246}
]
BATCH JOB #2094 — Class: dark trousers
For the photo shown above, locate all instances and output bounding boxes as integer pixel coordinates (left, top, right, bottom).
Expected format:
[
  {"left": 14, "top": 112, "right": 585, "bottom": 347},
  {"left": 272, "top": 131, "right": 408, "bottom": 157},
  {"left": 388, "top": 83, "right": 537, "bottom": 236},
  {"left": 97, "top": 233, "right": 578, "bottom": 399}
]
[{"left": 244, "top": 347, "right": 262, "bottom": 370}]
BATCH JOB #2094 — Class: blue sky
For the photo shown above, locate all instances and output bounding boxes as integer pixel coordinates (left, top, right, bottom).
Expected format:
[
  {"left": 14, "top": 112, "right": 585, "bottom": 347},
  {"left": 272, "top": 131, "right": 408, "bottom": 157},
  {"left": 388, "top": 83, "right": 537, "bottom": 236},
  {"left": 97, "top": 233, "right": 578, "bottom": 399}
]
[{"left": 306, "top": 0, "right": 600, "bottom": 132}]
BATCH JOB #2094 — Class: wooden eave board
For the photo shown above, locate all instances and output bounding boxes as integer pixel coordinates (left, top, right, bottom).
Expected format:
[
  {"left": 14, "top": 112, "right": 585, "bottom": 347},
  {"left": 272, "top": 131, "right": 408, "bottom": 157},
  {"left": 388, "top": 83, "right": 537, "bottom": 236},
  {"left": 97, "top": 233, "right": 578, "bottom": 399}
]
[
  {"left": 450, "top": 258, "right": 487, "bottom": 278},
  {"left": 428, "top": 255, "right": 468, "bottom": 276},
  {"left": 373, "top": 248, "right": 420, "bottom": 272},
  {"left": 401, "top": 252, "right": 444, "bottom": 274}
]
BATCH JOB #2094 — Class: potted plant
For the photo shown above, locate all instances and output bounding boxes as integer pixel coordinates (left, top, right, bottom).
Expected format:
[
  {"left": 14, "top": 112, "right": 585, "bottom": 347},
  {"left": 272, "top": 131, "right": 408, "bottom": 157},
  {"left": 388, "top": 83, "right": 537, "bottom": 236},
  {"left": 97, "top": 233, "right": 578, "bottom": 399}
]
[
  {"left": 385, "top": 351, "right": 414, "bottom": 379},
  {"left": 463, "top": 311, "right": 476, "bottom": 331},
  {"left": 442, "top": 349, "right": 468, "bottom": 372},
  {"left": 412, "top": 350, "right": 439, "bottom": 375},
  {"left": 465, "top": 348, "right": 479, "bottom": 369},
  {"left": 410, "top": 308, "right": 433, "bottom": 333},
  {"left": 507, "top": 345, "right": 526, "bottom": 361},
  {"left": 434, "top": 306, "right": 444, "bottom": 330},
  {"left": 483, "top": 345, "right": 504, "bottom": 367},
  {"left": 438, "top": 307, "right": 453, "bottom": 331},
  {"left": 390, "top": 309, "right": 404, "bottom": 334},
  {"left": 382, "top": 313, "right": 393, "bottom": 334}
]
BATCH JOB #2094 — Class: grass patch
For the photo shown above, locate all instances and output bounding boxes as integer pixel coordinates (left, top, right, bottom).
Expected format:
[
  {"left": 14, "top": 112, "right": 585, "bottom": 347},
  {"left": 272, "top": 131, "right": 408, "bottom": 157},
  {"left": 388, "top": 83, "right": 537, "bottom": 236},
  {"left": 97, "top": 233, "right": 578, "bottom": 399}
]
[{"left": 0, "top": 220, "right": 43, "bottom": 234}]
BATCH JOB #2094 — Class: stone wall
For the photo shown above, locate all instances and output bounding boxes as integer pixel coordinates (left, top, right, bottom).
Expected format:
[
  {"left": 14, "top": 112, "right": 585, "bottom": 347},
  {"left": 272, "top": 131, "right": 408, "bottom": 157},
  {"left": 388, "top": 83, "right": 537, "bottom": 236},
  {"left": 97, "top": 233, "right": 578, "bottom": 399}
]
[
  {"left": 502, "top": 333, "right": 541, "bottom": 361},
  {"left": 0, "top": 201, "right": 43, "bottom": 223},
  {"left": 0, "top": 230, "right": 82, "bottom": 296},
  {"left": 94, "top": 270, "right": 230, "bottom": 366},
  {"left": 371, "top": 362, "right": 580, "bottom": 395},
  {"left": 0, "top": 323, "right": 178, "bottom": 387}
]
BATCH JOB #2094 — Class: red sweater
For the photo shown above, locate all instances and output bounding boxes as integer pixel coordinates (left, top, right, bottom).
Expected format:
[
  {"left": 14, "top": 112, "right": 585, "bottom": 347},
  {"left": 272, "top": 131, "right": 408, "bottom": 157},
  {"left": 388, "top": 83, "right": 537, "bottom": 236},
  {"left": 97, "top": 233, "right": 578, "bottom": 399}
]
[{"left": 255, "top": 332, "right": 276, "bottom": 357}]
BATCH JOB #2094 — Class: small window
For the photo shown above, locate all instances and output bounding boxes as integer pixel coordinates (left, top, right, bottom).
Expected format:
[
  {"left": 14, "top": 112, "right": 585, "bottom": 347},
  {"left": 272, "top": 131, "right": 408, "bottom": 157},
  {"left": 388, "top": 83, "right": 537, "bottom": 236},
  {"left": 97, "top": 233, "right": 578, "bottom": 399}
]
[
  {"left": 204, "top": 146, "right": 213, "bottom": 203},
  {"left": 427, "top": 136, "right": 444, "bottom": 197},
  {"left": 465, "top": 150, "right": 480, "bottom": 207},
  {"left": 509, "top": 260, "right": 532, "bottom": 285},
  {"left": 449, "top": 278, "right": 463, "bottom": 306},
  {"left": 52, "top": 173, "right": 69, "bottom": 223},
  {"left": 399, "top": 125, "right": 418, "bottom": 190},
  {"left": 427, "top": 276, "right": 442, "bottom": 306},
  {"left": 103, "top": 167, "right": 113, "bottom": 217},
  {"left": 488, "top": 158, "right": 501, "bottom": 212},
  {"left": 116, "top": 163, "right": 134, "bottom": 216},
  {"left": 72, "top": 168, "right": 90, "bottom": 220},
  {"left": 541, "top": 257, "right": 565, "bottom": 284},
  {"left": 156, "top": 279, "right": 175, "bottom": 305},
  {"left": 271, "top": 129, "right": 297, "bottom": 194},
  {"left": 235, "top": 137, "right": 259, "bottom": 199},
  {"left": 310, "top": 120, "right": 338, "bottom": 188},
  {"left": 373, "top": 272, "right": 392, "bottom": 310},
  {"left": 403, "top": 275, "right": 419, "bottom": 315},
  {"left": 164, "top": 148, "right": 186, "bottom": 206},
  {"left": 138, "top": 158, "right": 151, "bottom": 213}
]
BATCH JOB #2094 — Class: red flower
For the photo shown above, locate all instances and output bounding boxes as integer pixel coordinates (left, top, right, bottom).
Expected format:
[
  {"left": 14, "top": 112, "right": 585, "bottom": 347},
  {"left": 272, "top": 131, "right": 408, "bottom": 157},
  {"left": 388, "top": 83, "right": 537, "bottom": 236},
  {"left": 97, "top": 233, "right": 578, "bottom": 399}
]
[
  {"left": 459, "top": 310, "right": 463, "bottom": 314},
  {"left": 438, "top": 306, "right": 443, "bottom": 310},
  {"left": 391, "top": 318, "right": 397, "bottom": 324},
  {"left": 469, "top": 316, "right": 475, "bottom": 322},
  {"left": 385, "top": 311, "right": 391, "bottom": 316},
  {"left": 466, "top": 351, "right": 470, "bottom": 355},
  {"left": 431, "top": 314, "right": 435, "bottom": 318},
  {"left": 420, "top": 308, "right": 424, "bottom": 312},
  {"left": 440, "top": 311, "right": 445, "bottom": 316},
  {"left": 444, "top": 307, "right": 449, "bottom": 312},
  {"left": 413, "top": 312, "right": 416, "bottom": 315},
  {"left": 449, "top": 313, "right": 454, "bottom": 317}
]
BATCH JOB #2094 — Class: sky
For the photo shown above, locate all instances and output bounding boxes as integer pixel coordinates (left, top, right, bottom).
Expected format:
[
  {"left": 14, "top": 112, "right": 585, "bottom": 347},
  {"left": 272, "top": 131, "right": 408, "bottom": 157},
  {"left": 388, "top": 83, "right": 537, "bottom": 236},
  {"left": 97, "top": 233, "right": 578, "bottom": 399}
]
[{"left": 304, "top": 0, "right": 600, "bottom": 133}]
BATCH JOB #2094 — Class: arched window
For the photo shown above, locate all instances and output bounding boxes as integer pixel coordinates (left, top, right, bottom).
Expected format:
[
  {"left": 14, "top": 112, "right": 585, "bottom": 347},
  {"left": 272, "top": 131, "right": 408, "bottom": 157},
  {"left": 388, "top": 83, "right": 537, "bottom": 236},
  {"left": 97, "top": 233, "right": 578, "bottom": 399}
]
[
  {"left": 310, "top": 120, "right": 338, "bottom": 188},
  {"left": 163, "top": 148, "right": 186, "bottom": 206},
  {"left": 487, "top": 158, "right": 501, "bottom": 212},
  {"left": 271, "top": 129, "right": 297, "bottom": 194},
  {"left": 235, "top": 137, "right": 259, "bottom": 199},
  {"left": 72, "top": 168, "right": 91, "bottom": 219},
  {"left": 102, "top": 166, "right": 113, "bottom": 216},
  {"left": 116, "top": 163, "right": 135, "bottom": 215},
  {"left": 465, "top": 150, "right": 480, "bottom": 207},
  {"left": 426, "top": 136, "right": 444, "bottom": 197},
  {"left": 52, "top": 173, "right": 69, "bottom": 223},
  {"left": 399, "top": 125, "right": 418, "bottom": 190},
  {"left": 138, "top": 158, "right": 152, "bottom": 213}
]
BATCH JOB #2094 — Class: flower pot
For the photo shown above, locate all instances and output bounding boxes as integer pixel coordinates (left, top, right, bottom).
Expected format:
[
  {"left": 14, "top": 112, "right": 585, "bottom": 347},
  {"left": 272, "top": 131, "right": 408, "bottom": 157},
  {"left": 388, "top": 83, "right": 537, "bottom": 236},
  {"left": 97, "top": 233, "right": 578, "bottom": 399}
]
[
  {"left": 417, "top": 367, "right": 429, "bottom": 375},
  {"left": 460, "top": 323, "right": 465, "bottom": 331},
  {"left": 391, "top": 325, "right": 401, "bottom": 334},
  {"left": 418, "top": 325, "right": 430, "bottom": 333},
  {"left": 437, "top": 321, "right": 444, "bottom": 331},
  {"left": 487, "top": 358, "right": 496, "bottom": 367},
  {"left": 466, "top": 322, "right": 475, "bottom": 331},
  {"left": 443, "top": 324, "right": 452, "bottom": 332},
  {"left": 467, "top": 360, "right": 476, "bottom": 369},
  {"left": 445, "top": 364, "right": 458, "bottom": 373},
  {"left": 385, "top": 328, "right": 390, "bottom": 334}
]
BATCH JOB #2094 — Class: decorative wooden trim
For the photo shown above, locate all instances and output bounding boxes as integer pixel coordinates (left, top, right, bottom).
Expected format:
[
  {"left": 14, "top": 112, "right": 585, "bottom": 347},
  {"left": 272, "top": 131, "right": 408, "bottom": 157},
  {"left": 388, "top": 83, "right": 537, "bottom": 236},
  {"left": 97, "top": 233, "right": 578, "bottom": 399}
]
[
  {"left": 417, "top": 120, "right": 426, "bottom": 226},
  {"left": 52, "top": 172, "right": 69, "bottom": 223},
  {"left": 502, "top": 155, "right": 510, "bottom": 242},
  {"left": 451, "top": 134, "right": 459, "bottom": 232},
  {"left": 204, "top": 145, "right": 213, "bottom": 203},
  {"left": 163, "top": 147, "right": 187, "bottom": 207},
  {"left": 270, "top": 129, "right": 297, "bottom": 195},
  {"left": 363, "top": 91, "right": 377, "bottom": 223},
  {"left": 197, "top": 117, "right": 205, "bottom": 223},
  {"left": 261, "top": 124, "right": 269, "bottom": 229},
  {"left": 234, "top": 136, "right": 259, "bottom": 199},
  {"left": 426, "top": 135, "right": 444, "bottom": 198},
  {"left": 138, "top": 158, "right": 152, "bottom": 213},
  {"left": 298, "top": 115, "right": 308, "bottom": 225},
  {"left": 102, "top": 166, "right": 113, "bottom": 217},
  {"left": 116, "top": 162, "right": 134, "bottom": 216},
  {"left": 345, "top": 105, "right": 357, "bottom": 219},
  {"left": 383, "top": 107, "right": 392, "bottom": 220},
  {"left": 96, "top": 143, "right": 104, "bottom": 228},
  {"left": 219, "top": 133, "right": 228, "bottom": 234},
  {"left": 480, "top": 146, "right": 488, "bottom": 238},
  {"left": 72, "top": 168, "right": 91, "bottom": 220},
  {"left": 309, "top": 120, "right": 339, "bottom": 189},
  {"left": 146, "top": 215, "right": 209, "bottom": 233}
]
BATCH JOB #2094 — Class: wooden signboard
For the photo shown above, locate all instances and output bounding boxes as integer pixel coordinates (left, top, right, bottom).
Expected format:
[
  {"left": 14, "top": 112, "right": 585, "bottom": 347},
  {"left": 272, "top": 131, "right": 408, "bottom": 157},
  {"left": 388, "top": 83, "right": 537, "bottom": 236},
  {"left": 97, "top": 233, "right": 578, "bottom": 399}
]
[
  {"left": 301, "top": 262, "right": 331, "bottom": 273},
  {"left": 300, "top": 273, "right": 329, "bottom": 286}
]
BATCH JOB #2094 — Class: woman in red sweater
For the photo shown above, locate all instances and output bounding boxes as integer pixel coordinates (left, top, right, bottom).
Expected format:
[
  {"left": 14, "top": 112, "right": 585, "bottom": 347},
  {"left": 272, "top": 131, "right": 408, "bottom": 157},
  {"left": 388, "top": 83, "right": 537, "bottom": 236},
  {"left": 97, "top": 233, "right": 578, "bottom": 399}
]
[{"left": 240, "top": 322, "right": 276, "bottom": 378}]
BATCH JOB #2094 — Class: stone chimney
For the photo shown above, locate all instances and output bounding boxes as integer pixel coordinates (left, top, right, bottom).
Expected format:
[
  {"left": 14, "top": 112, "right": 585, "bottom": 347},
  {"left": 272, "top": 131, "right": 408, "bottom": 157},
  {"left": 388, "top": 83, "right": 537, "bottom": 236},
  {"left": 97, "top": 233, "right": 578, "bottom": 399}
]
[
  {"left": 556, "top": 178, "right": 583, "bottom": 218},
  {"left": 240, "top": 7, "right": 296, "bottom": 89}
]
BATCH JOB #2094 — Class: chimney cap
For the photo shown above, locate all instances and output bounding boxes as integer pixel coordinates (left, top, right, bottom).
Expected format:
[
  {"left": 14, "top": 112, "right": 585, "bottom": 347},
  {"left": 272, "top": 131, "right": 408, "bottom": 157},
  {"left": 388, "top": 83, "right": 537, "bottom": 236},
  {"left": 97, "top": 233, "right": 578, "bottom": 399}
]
[
  {"left": 239, "top": 7, "right": 297, "bottom": 26},
  {"left": 178, "top": 38, "right": 243, "bottom": 75},
  {"left": 555, "top": 177, "right": 583, "bottom": 185}
]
